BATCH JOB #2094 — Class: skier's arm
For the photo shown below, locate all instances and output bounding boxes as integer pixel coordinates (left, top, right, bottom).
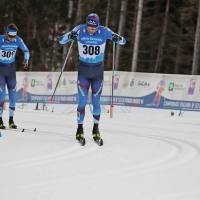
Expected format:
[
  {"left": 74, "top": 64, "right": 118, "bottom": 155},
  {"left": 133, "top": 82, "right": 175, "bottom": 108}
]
[
  {"left": 59, "top": 25, "right": 81, "bottom": 44},
  {"left": 18, "top": 37, "right": 30, "bottom": 61},
  {"left": 104, "top": 27, "right": 126, "bottom": 45}
]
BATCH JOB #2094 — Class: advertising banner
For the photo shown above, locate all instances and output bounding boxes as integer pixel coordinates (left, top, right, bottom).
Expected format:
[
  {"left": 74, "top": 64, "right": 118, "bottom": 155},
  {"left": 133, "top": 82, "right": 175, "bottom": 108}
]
[{"left": 5, "top": 71, "right": 200, "bottom": 111}]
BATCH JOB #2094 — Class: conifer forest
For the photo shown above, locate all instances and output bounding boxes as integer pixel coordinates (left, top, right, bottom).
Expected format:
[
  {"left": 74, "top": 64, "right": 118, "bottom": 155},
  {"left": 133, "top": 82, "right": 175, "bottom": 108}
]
[{"left": 0, "top": 0, "right": 200, "bottom": 75}]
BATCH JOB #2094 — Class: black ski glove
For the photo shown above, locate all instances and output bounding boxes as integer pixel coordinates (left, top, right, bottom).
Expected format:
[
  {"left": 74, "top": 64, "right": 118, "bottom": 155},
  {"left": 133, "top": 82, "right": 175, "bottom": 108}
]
[
  {"left": 68, "top": 31, "right": 78, "bottom": 40},
  {"left": 22, "top": 60, "right": 28, "bottom": 70},
  {"left": 112, "top": 34, "right": 122, "bottom": 43}
]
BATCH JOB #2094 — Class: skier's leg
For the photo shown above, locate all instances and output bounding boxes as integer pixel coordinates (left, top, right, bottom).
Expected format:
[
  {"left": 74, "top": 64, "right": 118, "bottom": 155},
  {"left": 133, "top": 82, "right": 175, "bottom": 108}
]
[
  {"left": 7, "top": 65, "right": 17, "bottom": 128},
  {"left": 0, "top": 83, "right": 6, "bottom": 118},
  {"left": 0, "top": 65, "right": 7, "bottom": 129},
  {"left": 91, "top": 79, "right": 103, "bottom": 124},
  {"left": 90, "top": 64, "right": 103, "bottom": 142},
  {"left": 0, "top": 79, "right": 6, "bottom": 129},
  {"left": 91, "top": 78, "right": 103, "bottom": 141},
  {"left": 77, "top": 66, "right": 90, "bottom": 125},
  {"left": 91, "top": 64, "right": 104, "bottom": 124}
]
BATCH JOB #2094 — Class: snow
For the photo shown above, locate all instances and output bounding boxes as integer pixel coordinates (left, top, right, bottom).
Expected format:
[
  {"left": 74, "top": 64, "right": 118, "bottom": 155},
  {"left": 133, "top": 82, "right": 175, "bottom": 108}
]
[{"left": 1, "top": 103, "right": 200, "bottom": 200}]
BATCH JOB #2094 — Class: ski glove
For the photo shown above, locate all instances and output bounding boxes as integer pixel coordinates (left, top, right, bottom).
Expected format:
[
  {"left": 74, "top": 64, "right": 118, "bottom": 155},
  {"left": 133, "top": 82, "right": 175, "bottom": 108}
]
[
  {"left": 68, "top": 31, "right": 78, "bottom": 40},
  {"left": 22, "top": 60, "right": 28, "bottom": 70},
  {"left": 112, "top": 34, "right": 122, "bottom": 43}
]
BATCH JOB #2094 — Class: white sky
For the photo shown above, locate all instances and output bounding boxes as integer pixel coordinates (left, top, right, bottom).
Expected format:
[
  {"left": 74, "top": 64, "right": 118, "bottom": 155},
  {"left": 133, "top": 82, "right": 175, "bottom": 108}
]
[{"left": 1, "top": 104, "right": 200, "bottom": 200}]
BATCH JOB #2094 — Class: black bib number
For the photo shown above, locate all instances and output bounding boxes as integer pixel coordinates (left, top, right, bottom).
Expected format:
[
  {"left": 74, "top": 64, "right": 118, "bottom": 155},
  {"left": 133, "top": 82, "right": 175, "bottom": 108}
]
[
  {"left": 2, "top": 51, "right": 16, "bottom": 58},
  {"left": 83, "top": 45, "right": 100, "bottom": 55}
]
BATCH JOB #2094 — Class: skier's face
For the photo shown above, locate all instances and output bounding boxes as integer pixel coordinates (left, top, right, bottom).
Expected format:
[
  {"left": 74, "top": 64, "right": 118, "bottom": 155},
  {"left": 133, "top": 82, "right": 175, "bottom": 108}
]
[
  {"left": 6, "top": 32, "right": 16, "bottom": 42},
  {"left": 87, "top": 26, "right": 98, "bottom": 35}
]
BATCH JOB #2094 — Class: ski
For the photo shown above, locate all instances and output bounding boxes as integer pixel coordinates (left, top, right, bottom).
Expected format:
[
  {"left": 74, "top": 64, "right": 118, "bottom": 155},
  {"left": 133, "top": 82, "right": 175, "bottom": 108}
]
[
  {"left": 94, "top": 138, "right": 103, "bottom": 146},
  {"left": 22, "top": 128, "right": 36, "bottom": 132},
  {"left": 77, "top": 138, "right": 85, "bottom": 146},
  {"left": 4, "top": 127, "right": 36, "bottom": 132}
]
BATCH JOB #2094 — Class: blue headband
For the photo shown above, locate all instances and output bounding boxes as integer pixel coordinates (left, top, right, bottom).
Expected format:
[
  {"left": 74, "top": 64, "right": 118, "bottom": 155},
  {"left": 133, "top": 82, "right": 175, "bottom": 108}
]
[{"left": 7, "top": 28, "right": 17, "bottom": 36}]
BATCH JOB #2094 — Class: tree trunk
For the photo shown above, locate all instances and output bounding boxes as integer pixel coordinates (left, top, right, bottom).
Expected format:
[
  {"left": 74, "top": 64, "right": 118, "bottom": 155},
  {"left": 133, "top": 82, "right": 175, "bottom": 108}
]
[
  {"left": 129, "top": 0, "right": 138, "bottom": 66},
  {"left": 131, "top": 0, "right": 144, "bottom": 72},
  {"left": 105, "top": 0, "right": 110, "bottom": 27},
  {"left": 192, "top": 0, "right": 200, "bottom": 75},
  {"left": 115, "top": 0, "right": 127, "bottom": 71},
  {"left": 154, "top": 0, "right": 170, "bottom": 73},
  {"left": 62, "top": 0, "right": 73, "bottom": 64},
  {"left": 175, "top": 24, "right": 183, "bottom": 74}
]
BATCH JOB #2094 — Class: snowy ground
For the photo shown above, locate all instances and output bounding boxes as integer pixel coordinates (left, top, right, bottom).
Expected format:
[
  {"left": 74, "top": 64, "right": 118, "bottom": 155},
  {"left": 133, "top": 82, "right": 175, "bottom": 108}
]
[{"left": 1, "top": 104, "right": 200, "bottom": 200}]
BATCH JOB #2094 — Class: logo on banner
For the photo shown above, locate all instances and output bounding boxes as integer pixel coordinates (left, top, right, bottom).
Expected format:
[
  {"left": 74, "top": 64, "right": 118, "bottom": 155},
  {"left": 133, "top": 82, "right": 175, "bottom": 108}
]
[
  {"left": 130, "top": 79, "right": 134, "bottom": 87},
  {"left": 103, "top": 81, "right": 111, "bottom": 86},
  {"left": 188, "top": 79, "right": 196, "bottom": 95},
  {"left": 58, "top": 80, "right": 61, "bottom": 88},
  {"left": 122, "top": 78, "right": 129, "bottom": 88},
  {"left": 47, "top": 75, "right": 52, "bottom": 90},
  {"left": 31, "top": 79, "right": 35, "bottom": 87},
  {"left": 168, "top": 82, "right": 185, "bottom": 91},
  {"left": 69, "top": 80, "right": 77, "bottom": 84},
  {"left": 63, "top": 78, "right": 66, "bottom": 86},
  {"left": 31, "top": 79, "right": 44, "bottom": 87},
  {"left": 138, "top": 81, "right": 150, "bottom": 86},
  {"left": 168, "top": 82, "right": 174, "bottom": 91},
  {"left": 114, "top": 75, "right": 120, "bottom": 90}
]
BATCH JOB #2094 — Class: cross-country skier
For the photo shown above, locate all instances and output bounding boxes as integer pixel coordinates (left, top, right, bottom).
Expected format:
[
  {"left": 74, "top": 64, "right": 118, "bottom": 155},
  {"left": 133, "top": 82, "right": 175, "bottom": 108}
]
[
  {"left": 0, "top": 23, "right": 30, "bottom": 129},
  {"left": 59, "top": 12, "right": 126, "bottom": 144}
]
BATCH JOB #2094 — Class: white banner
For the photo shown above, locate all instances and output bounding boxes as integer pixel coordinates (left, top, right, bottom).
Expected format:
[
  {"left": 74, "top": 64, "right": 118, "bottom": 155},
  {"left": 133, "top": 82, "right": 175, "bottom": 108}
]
[{"left": 5, "top": 71, "right": 200, "bottom": 111}]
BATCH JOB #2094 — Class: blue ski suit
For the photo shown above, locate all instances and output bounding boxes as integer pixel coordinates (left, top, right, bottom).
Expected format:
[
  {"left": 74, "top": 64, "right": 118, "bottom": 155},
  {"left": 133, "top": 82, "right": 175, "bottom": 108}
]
[
  {"left": 59, "top": 24, "right": 126, "bottom": 124},
  {"left": 0, "top": 35, "right": 30, "bottom": 117}
]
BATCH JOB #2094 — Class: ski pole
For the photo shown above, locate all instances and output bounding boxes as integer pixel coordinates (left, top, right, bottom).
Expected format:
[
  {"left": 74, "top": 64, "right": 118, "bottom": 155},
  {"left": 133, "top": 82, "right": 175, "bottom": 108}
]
[
  {"left": 110, "top": 41, "right": 116, "bottom": 118},
  {"left": 50, "top": 40, "right": 74, "bottom": 102}
]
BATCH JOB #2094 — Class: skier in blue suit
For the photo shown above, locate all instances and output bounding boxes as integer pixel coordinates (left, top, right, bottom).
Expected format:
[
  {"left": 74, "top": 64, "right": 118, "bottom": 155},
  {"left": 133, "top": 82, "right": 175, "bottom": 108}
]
[
  {"left": 59, "top": 12, "right": 126, "bottom": 143},
  {"left": 0, "top": 23, "right": 30, "bottom": 129}
]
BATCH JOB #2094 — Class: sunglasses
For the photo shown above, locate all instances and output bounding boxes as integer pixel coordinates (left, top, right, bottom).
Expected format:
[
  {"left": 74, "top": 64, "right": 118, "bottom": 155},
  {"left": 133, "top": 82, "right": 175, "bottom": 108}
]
[
  {"left": 7, "top": 33, "right": 16, "bottom": 38},
  {"left": 87, "top": 26, "right": 98, "bottom": 31}
]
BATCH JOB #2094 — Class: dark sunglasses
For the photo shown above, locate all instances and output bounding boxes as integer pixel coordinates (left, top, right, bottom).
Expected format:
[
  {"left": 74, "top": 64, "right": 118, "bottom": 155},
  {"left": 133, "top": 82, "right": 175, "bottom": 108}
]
[
  {"left": 7, "top": 33, "right": 16, "bottom": 38},
  {"left": 87, "top": 26, "right": 98, "bottom": 31}
]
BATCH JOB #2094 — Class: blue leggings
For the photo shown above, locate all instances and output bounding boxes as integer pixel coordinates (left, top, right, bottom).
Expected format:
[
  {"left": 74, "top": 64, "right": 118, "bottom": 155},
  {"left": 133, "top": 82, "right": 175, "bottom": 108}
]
[
  {"left": 0, "top": 63, "right": 16, "bottom": 118},
  {"left": 77, "top": 63, "right": 103, "bottom": 124}
]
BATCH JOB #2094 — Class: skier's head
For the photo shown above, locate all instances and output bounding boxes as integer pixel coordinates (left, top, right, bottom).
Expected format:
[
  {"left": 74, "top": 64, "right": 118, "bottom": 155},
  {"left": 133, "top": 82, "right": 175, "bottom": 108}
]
[
  {"left": 6, "top": 23, "right": 18, "bottom": 42},
  {"left": 86, "top": 12, "right": 100, "bottom": 28},
  {"left": 86, "top": 12, "right": 99, "bottom": 35}
]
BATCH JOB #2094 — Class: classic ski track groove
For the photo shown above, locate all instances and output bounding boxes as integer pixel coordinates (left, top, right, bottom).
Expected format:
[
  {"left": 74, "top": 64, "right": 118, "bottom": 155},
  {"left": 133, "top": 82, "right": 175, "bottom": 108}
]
[
  {"left": 1, "top": 113, "right": 200, "bottom": 198},
  {"left": 1, "top": 131, "right": 200, "bottom": 197},
  {"left": 0, "top": 142, "right": 98, "bottom": 171},
  {"left": 8, "top": 118, "right": 200, "bottom": 137}
]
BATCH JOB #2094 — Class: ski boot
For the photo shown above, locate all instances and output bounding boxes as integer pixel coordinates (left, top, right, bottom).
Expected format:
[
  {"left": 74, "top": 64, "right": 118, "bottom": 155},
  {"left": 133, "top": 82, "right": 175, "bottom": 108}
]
[
  {"left": 92, "top": 124, "right": 103, "bottom": 146},
  {"left": 0, "top": 122, "right": 6, "bottom": 129},
  {"left": 76, "top": 124, "right": 85, "bottom": 146},
  {"left": 9, "top": 117, "right": 17, "bottom": 129}
]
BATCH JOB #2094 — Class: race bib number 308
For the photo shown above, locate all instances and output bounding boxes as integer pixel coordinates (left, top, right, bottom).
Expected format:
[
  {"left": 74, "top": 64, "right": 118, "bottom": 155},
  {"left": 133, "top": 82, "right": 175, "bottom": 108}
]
[
  {"left": 0, "top": 50, "right": 16, "bottom": 60},
  {"left": 82, "top": 45, "right": 100, "bottom": 55}
]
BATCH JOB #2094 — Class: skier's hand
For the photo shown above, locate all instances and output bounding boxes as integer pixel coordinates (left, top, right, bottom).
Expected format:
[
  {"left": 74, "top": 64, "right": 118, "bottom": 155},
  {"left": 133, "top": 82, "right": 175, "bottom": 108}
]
[
  {"left": 112, "top": 34, "right": 122, "bottom": 43},
  {"left": 22, "top": 60, "right": 28, "bottom": 70},
  {"left": 68, "top": 31, "right": 78, "bottom": 40}
]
